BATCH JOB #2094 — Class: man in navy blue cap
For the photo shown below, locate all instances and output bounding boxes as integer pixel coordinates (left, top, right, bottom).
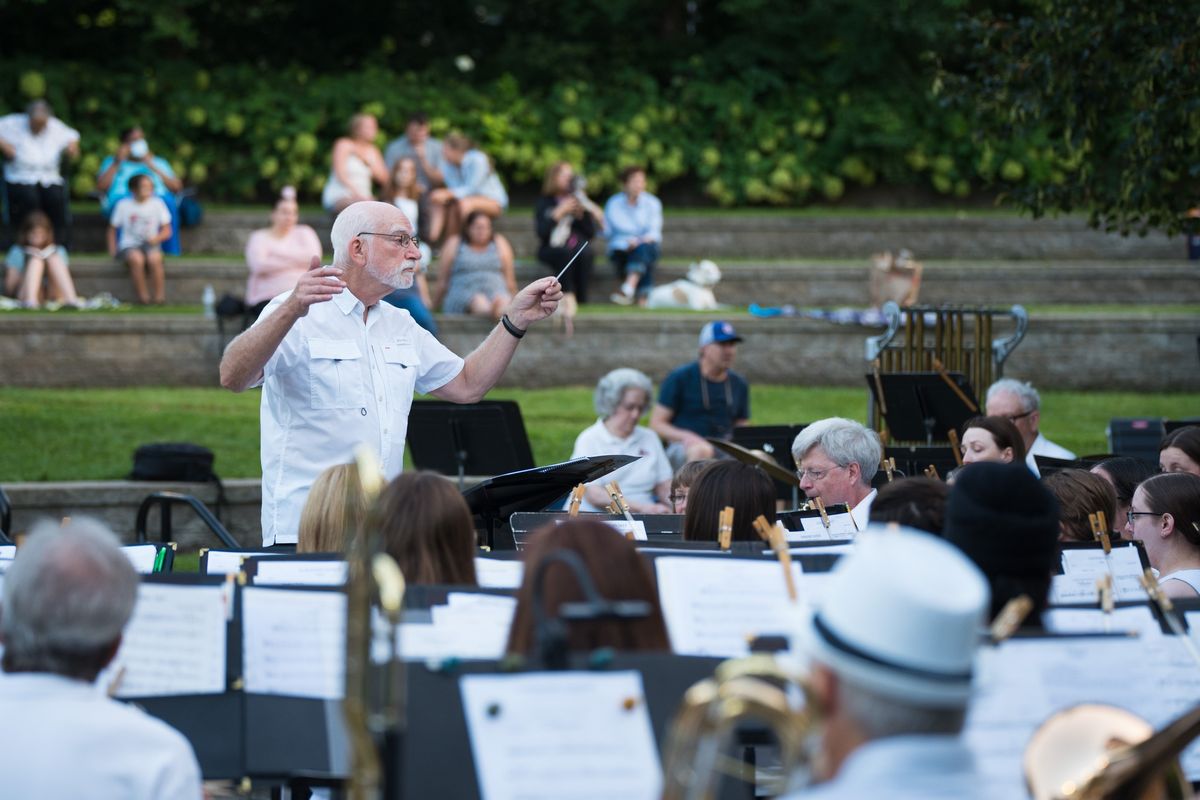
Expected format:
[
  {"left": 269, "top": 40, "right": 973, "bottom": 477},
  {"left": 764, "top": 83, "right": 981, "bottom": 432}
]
[{"left": 650, "top": 320, "right": 750, "bottom": 468}]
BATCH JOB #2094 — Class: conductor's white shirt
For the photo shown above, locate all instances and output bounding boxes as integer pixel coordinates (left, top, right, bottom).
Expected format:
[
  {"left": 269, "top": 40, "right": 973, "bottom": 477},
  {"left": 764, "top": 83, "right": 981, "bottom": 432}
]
[
  {"left": 0, "top": 672, "right": 202, "bottom": 799},
  {"left": 255, "top": 288, "right": 464, "bottom": 545},
  {"left": 569, "top": 419, "right": 673, "bottom": 512}
]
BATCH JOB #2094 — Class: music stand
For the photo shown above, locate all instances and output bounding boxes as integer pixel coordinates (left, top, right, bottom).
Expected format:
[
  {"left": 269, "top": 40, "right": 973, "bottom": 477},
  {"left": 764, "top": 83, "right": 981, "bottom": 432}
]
[
  {"left": 407, "top": 400, "right": 535, "bottom": 489},
  {"left": 463, "top": 455, "right": 638, "bottom": 549},
  {"left": 868, "top": 371, "right": 979, "bottom": 444}
]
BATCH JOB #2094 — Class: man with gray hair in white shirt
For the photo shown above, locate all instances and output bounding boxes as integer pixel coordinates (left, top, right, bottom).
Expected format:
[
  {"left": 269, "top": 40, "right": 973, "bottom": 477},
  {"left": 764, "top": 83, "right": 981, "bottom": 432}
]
[
  {"left": 0, "top": 518, "right": 202, "bottom": 798},
  {"left": 985, "top": 378, "right": 1075, "bottom": 475},
  {"left": 791, "top": 417, "right": 882, "bottom": 530},
  {"left": 0, "top": 99, "right": 80, "bottom": 247}
]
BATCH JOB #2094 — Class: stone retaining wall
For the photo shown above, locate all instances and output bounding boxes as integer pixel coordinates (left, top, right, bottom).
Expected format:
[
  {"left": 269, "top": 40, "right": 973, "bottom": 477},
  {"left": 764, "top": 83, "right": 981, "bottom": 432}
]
[{"left": 2, "top": 312, "right": 1195, "bottom": 391}]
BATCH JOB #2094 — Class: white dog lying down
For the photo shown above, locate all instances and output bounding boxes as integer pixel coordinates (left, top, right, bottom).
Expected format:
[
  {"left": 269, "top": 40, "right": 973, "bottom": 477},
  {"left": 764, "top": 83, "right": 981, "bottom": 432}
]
[{"left": 646, "top": 259, "right": 722, "bottom": 310}]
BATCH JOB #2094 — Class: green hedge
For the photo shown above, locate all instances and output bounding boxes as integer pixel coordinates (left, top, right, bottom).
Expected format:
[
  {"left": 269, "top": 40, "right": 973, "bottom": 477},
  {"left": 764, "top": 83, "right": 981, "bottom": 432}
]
[{"left": 5, "top": 62, "right": 1045, "bottom": 207}]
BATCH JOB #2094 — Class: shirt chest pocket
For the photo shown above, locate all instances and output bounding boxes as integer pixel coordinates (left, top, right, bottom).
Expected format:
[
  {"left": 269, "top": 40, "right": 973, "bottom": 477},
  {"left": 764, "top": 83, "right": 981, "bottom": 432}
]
[
  {"left": 381, "top": 343, "right": 421, "bottom": 399},
  {"left": 308, "top": 338, "right": 365, "bottom": 410}
]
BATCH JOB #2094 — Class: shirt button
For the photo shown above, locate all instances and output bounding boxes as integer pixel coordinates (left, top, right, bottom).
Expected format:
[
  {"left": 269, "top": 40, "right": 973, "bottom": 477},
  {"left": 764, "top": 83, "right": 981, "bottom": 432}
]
[{"left": 360, "top": 408, "right": 367, "bottom": 416}]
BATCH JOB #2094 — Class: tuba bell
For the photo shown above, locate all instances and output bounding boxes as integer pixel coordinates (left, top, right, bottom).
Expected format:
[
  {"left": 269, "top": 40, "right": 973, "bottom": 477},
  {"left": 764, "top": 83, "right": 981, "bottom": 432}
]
[{"left": 661, "top": 654, "right": 818, "bottom": 800}]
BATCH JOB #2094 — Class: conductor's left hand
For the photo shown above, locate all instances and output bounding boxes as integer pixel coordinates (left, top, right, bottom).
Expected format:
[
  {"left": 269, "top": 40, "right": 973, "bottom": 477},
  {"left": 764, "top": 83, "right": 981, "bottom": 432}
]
[{"left": 506, "top": 277, "right": 563, "bottom": 330}]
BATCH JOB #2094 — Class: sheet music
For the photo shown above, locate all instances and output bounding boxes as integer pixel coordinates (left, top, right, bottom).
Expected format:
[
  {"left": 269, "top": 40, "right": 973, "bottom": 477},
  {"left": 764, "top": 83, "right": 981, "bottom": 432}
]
[
  {"left": 785, "top": 544, "right": 854, "bottom": 558},
  {"left": 1043, "top": 606, "right": 1163, "bottom": 638},
  {"left": 242, "top": 587, "right": 346, "bottom": 700},
  {"left": 122, "top": 544, "right": 161, "bottom": 574},
  {"left": 556, "top": 517, "right": 648, "bottom": 541},
  {"left": 461, "top": 670, "right": 662, "bottom": 800},
  {"left": 374, "top": 592, "right": 517, "bottom": 662},
  {"left": 655, "top": 556, "right": 808, "bottom": 657},
  {"left": 0, "top": 545, "right": 15, "bottom": 559},
  {"left": 475, "top": 557, "right": 524, "bottom": 589},
  {"left": 98, "top": 582, "right": 227, "bottom": 698},
  {"left": 251, "top": 559, "right": 348, "bottom": 586},
  {"left": 1049, "top": 546, "right": 1146, "bottom": 604},
  {"left": 965, "top": 635, "right": 1200, "bottom": 794},
  {"left": 203, "top": 549, "right": 288, "bottom": 576},
  {"left": 798, "top": 512, "right": 857, "bottom": 538}
]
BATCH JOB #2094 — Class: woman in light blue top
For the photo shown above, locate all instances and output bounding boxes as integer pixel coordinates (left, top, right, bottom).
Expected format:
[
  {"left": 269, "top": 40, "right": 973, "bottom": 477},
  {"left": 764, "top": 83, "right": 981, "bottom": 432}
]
[
  {"left": 427, "top": 132, "right": 508, "bottom": 243},
  {"left": 603, "top": 166, "right": 662, "bottom": 305},
  {"left": 96, "top": 126, "right": 183, "bottom": 254}
]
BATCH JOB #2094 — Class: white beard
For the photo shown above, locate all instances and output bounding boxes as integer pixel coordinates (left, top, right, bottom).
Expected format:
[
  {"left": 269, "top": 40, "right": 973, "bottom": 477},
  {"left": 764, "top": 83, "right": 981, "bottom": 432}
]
[{"left": 366, "top": 258, "right": 417, "bottom": 290}]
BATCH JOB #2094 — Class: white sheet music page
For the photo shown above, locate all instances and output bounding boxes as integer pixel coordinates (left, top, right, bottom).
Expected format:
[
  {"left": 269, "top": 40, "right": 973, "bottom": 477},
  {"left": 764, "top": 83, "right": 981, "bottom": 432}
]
[
  {"left": 461, "top": 670, "right": 661, "bottom": 800},
  {"left": 1049, "top": 546, "right": 1146, "bottom": 604},
  {"left": 798, "top": 512, "right": 857, "bottom": 538},
  {"left": 1043, "top": 606, "right": 1163, "bottom": 638},
  {"left": 203, "top": 549, "right": 288, "bottom": 576},
  {"left": 252, "top": 559, "right": 348, "bottom": 586},
  {"left": 0, "top": 545, "right": 15, "bottom": 559},
  {"left": 242, "top": 587, "right": 346, "bottom": 700},
  {"left": 122, "top": 544, "right": 160, "bottom": 574},
  {"left": 965, "top": 634, "right": 1200, "bottom": 795},
  {"left": 474, "top": 557, "right": 524, "bottom": 589},
  {"left": 655, "top": 556, "right": 807, "bottom": 657},
  {"left": 378, "top": 593, "right": 517, "bottom": 662},
  {"left": 99, "top": 582, "right": 227, "bottom": 698}
]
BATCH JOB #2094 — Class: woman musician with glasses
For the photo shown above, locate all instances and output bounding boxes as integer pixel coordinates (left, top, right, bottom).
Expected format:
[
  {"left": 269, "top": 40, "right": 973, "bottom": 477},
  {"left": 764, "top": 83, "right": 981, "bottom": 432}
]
[{"left": 1123, "top": 472, "right": 1200, "bottom": 598}]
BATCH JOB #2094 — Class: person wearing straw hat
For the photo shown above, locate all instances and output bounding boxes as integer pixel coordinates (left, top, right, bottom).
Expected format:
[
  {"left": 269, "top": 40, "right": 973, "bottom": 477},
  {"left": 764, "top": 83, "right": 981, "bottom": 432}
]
[{"left": 784, "top": 527, "right": 998, "bottom": 798}]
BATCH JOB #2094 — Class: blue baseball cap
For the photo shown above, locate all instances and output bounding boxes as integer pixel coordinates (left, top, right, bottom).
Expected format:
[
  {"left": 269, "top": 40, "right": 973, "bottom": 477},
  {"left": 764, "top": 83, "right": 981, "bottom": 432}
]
[{"left": 698, "top": 320, "right": 743, "bottom": 347}]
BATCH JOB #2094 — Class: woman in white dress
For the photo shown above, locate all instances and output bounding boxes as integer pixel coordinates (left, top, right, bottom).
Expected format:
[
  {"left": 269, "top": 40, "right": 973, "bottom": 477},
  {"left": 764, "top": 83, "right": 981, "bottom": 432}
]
[{"left": 321, "top": 114, "right": 389, "bottom": 214}]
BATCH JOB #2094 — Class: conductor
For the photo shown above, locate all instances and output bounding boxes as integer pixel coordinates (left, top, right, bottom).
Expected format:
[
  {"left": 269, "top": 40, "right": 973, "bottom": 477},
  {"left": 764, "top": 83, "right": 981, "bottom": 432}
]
[{"left": 220, "top": 201, "right": 562, "bottom": 546}]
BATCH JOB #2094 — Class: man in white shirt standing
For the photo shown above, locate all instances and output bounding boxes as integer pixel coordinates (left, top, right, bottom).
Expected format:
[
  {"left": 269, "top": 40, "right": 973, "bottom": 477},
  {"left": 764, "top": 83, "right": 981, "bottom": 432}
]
[
  {"left": 0, "top": 518, "right": 202, "bottom": 799},
  {"left": 985, "top": 378, "right": 1076, "bottom": 475},
  {"left": 220, "top": 200, "right": 562, "bottom": 546},
  {"left": 791, "top": 417, "right": 882, "bottom": 530},
  {"left": 0, "top": 100, "right": 80, "bottom": 248}
]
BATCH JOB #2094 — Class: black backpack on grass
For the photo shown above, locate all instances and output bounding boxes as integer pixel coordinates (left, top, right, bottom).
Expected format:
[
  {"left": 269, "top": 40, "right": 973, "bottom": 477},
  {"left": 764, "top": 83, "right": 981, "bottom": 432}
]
[{"left": 130, "top": 443, "right": 227, "bottom": 522}]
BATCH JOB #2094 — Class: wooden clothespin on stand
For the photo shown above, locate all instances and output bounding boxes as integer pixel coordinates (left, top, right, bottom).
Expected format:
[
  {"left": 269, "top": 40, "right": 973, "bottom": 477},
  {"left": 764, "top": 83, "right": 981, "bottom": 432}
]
[
  {"left": 1096, "top": 575, "right": 1114, "bottom": 633},
  {"left": 947, "top": 428, "right": 963, "bottom": 468},
  {"left": 753, "top": 515, "right": 798, "bottom": 602},
  {"left": 989, "top": 594, "right": 1033, "bottom": 643},
  {"left": 882, "top": 457, "right": 896, "bottom": 482},
  {"left": 605, "top": 481, "right": 637, "bottom": 540},
  {"left": 717, "top": 506, "right": 734, "bottom": 550},
  {"left": 924, "top": 464, "right": 941, "bottom": 481},
  {"left": 566, "top": 484, "right": 586, "bottom": 518},
  {"left": 1140, "top": 569, "right": 1200, "bottom": 667},
  {"left": 812, "top": 497, "right": 831, "bottom": 530}
]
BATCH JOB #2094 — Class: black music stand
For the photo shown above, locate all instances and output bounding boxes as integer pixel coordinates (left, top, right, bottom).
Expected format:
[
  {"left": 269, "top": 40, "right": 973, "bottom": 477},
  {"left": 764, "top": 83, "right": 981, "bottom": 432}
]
[
  {"left": 868, "top": 372, "right": 979, "bottom": 444},
  {"left": 407, "top": 400, "right": 535, "bottom": 489},
  {"left": 733, "top": 424, "right": 806, "bottom": 505},
  {"left": 463, "top": 455, "right": 638, "bottom": 549},
  {"left": 885, "top": 445, "right": 958, "bottom": 480}
]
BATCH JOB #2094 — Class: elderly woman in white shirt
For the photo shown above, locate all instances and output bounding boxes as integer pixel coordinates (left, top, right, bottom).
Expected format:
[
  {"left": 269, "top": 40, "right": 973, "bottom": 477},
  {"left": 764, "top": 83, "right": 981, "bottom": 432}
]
[{"left": 570, "top": 368, "right": 674, "bottom": 513}]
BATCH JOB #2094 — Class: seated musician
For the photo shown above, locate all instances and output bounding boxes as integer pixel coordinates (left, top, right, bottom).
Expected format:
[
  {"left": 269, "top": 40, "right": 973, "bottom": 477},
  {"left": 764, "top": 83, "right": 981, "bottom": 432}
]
[
  {"left": 506, "top": 519, "right": 670, "bottom": 656},
  {"left": 782, "top": 527, "right": 998, "bottom": 798},
  {"left": 959, "top": 416, "right": 1026, "bottom": 467},
  {"left": 0, "top": 519, "right": 202, "bottom": 798},
  {"left": 681, "top": 460, "right": 775, "bottom": 543},
  {"left": 569, "top": 368, "right": 673, "bottom": 513},
  {"left": 1123, "top": 472, "right": 1200, "bottom": 598},
  {"left": 984, "top": 378, "right": 1075, "bottom": 476},
  {"left": 297, "top": 462, "right": 374, "bottom": 553},
  {"left": 1091, "top": 456, "right": 1154, "bottom": 534},
  {"left": 791, "top": 417, "right": 882, "bottom": 530},
  {"left": 375, "top": 471, "right": 478, "bottom": 585},
  {"left": 867, "top": 476, "right": 949, "bottom": 536},
  {"left": 1041, "top": 468, "right": 1118, "bottom": 542},
  {"left": 1159, "top": 425, "right": 1200, "bottom": 477},
  {"left": 942, "top": 462, "right": 1060, "bottom": 627}
]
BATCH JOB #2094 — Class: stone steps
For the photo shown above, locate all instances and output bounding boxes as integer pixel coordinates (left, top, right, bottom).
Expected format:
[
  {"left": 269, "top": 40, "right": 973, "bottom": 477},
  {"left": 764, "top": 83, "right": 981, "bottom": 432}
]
[
  {"left": 1, "top": 310, "right": 1195, "bottom": 392},
  {"left": 65, "top": 209, "right": 1189, "bottom": 260},
  {"left": 62, "top": 254, "right": 1200, "bottom": 307}
]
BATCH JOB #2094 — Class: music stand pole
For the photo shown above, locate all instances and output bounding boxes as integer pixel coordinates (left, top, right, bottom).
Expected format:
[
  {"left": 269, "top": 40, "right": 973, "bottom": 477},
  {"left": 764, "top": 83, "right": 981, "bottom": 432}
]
[{"left": 450, "top": 418, "right": 467, "bottom": 492}]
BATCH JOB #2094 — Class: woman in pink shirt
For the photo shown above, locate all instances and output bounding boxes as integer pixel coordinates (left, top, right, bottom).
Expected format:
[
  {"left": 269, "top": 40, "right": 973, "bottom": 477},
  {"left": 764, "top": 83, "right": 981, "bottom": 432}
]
[{"left": 245, "top": 187, "right": 323, "bottom": 318}]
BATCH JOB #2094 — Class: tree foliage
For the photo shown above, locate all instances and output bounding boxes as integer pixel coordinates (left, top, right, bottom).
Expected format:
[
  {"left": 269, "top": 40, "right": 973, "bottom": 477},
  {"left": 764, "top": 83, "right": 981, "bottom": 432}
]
[{"left": 939, "top": 0, "right": 1200, "bottom": 234}]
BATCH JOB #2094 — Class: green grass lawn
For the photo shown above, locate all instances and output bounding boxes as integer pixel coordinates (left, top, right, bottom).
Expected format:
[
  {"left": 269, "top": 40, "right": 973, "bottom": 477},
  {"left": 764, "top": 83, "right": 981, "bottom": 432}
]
[{"left": 0, "top": 386, "right": 1195, "bottom": 482}]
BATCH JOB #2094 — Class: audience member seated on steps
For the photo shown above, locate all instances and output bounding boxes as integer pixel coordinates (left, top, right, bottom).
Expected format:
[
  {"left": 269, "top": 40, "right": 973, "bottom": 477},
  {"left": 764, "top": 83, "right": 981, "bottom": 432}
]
[
  {"left": 382, "top": 156, "right": 438, "bottom": 336},
  {"left": 1041, "top": 468, "right": 1118, "bottom": 543},
  {"left": 95, "top": 126, "right": 183, "bottom": 255},
  {"left": 959, "top": 415, "right": 1027, "bottom": 468},
  {"left": 322, "top": 113, "right": 389, "bottom": 214},
  {"left": 297, "top": 462, "right": 374, "bottom": 553},
  {"left": 0, "top": 518, "right": 203, "bottom": 798},
  {"left": 985, "top": 378, "right": 1075, "bottom": 475},
  {"left": 383, "top": 112, "right": 445, "bottom": 193},
  {"left": 1123, "top": 472, "right": 1200, "bottom": 599},
  {"left": 107, "top": 174, "right": 171, "bottom": 305},
  {"left": 506, "top": 519, "right": 670, "bottom": 658},
  {"left": 1091, "top": 456, "right": 1155, "bottom": 532},
  {"left": 375, "top": 471, "right": 478, "bottom": 586},
  {"left": 426, "top": 132, "right": 508, "bottom": 244},
  {"left": 867, "top": 476, "right": 949, "bottom": 536},
  {"left": 245, "top": 186, "right": 323, "bottom": 321},
  {"left": 791, "top": 418, "right": 883, "bottom": 530},
  {"left": 1160, "top": 426, "right": 1200, "bottom": 478},
  {"left": 432, "top": 210, "right": 515, "bottom": 321},
  {"left": 668, "top": 458, "right": 714, "bottom": 515},
  {"left": 942, "top": 461, "right": 1060, "bottom": 628},
  {"left": 536, "top": 161, "right": 602, "bottom": 314},
  {"left": 604, "top": 165, "right": 662, "bottom": 306},
  {"left": 4, "top": 210, "right": 81, "bottom": 308},
  {"left": 681, "top": 460, "right": 775, "bottom": 543},
  {"left": 569, "top": 368, "right": 673, "bottom": 513}
]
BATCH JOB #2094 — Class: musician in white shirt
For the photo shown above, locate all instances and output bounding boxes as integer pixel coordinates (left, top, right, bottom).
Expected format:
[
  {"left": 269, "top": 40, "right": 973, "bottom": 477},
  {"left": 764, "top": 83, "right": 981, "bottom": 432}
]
[
  {"left": 0, "top": 100, "right": 79, "bottom": 247},
  {"left": 985, "top": 378, "right": 1075, "bottom": 475},
  {"left": 791, "top": 417, "right": 882, "bottom": 530}
]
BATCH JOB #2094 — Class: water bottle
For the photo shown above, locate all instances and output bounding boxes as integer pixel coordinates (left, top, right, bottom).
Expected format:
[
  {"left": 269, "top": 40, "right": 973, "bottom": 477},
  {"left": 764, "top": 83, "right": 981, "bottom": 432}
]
[{"left": 202, "top": 284, "right": 216, "bottom": 319}]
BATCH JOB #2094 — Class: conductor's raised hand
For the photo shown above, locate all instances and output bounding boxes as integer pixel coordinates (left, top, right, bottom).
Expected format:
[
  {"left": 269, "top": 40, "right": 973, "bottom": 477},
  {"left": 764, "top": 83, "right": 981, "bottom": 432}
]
[
  {"left": 506, "top": 276, "right": 564, "bottom": 329},
  {"left": 286, "top": 257, "right": 346, "bottom": 317}
]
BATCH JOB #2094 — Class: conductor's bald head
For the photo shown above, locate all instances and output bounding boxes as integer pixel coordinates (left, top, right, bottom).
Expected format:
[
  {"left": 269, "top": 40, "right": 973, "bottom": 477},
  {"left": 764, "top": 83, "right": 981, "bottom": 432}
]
[{"left": 0, "top": 518, "right": 137, "bottom": 681}]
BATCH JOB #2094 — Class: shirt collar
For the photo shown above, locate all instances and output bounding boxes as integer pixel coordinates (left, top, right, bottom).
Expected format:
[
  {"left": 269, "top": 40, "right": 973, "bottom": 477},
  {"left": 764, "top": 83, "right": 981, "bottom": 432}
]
[
  {"left": 330, "top": 285, "right": 365, "bottom": 317},
  {"left": 0, "top": 670, "right": 103, "bottom": 698},
  {"left": 831, "top": 735, "right": 975, "bottom": 784}
]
